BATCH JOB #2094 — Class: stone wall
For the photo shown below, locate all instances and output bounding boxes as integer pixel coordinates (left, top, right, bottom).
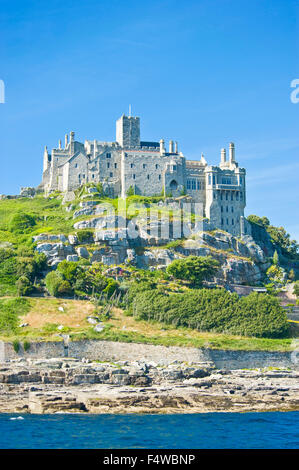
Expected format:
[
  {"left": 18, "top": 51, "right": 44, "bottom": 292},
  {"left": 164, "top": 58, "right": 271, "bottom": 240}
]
[{"left": 0, "top": 339, "right": 297, "bottom": 370}]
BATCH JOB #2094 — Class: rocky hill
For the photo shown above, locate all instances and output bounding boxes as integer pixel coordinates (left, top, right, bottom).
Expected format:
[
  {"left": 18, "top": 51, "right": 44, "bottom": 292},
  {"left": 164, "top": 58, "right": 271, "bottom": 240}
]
[{"left": 0, "top": 186, "right": 297, "bottom": 287}]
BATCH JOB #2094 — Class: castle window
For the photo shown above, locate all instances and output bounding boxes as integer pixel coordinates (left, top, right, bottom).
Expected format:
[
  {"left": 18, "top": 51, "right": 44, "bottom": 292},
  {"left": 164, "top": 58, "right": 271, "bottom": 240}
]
[
  {"left": 232, "top": 219, "right": 234, "bottom": 225},
  {"left": 187, "top": 180, "right": 191, "bottom": 190},
  {"left": 147, "top": 175, "right": 150, "bottom": 180},
  {"left": 240, "top": 176, "right": 243, "bottom": 184},
  {"left": 106, "top": 153, "right": 111, "bottom": 158},
  {"left": 107, "top": 163, "right": 110, "bottom": 168},
  {"left": 158, "top": 175, "right": 161, "bottom": 180},
  {"left": 220, "top": 192, "right": 223, "bottom": 200},
  {"left": 232, "top": 207, "right": 234, "bottom": 213},
  {"left": 226, "top": 192, "right": 228, "bottom": 200},
  {"left": 130, "top": 163, "right": 134, "bottom": 168},
  {"left": 227, "top": 218, "right": 229, "bottom": 225},
  {"left": 226, "top": 206, "right": 228, "bottom": 213},
  {"left": 221, "top": 206, "right": 223, "bottom": 213},
  {"left": 213, "top": 193, "right": 216, "bottom": 199},
  {"left": 221, "top": 218, "right": 224, "bottom": 225},
  {"left": 155, "top": 164, "right": 159, "bottom": 169},
  {"left": 236, "top": 192, "right": 239, "bottom": 200},
  {"left": 240, "top": 192, "right": 243, "bottom": 200},
  {"left": 75, "top": 164, "right": 78, "bottom": 168},
  {"left": 114, "top": 163, "right": 117, "bottom": 169},
  {"left": 133, "top": 174, "right": 136, "bottom": 179},
  {"left": 143, "top": 164, "right": 146, "bottom": 169},
  {"left": 110, "top": 172, "right": 113, "bottom": 177},
  {"left": 213, "top": 175, "right": 216, "bottom": 185},
  {"left": 231, "top": 193, "right": 233, "bottom": 201},
  {"left": 197, "top": 181, "right": 201, "bottom": 190},
  {"left": 92, "top": 174, "right": 94, "bottom": 179},
  {"left": 191, "top": 180, "right": 196, "bottom": 190}
]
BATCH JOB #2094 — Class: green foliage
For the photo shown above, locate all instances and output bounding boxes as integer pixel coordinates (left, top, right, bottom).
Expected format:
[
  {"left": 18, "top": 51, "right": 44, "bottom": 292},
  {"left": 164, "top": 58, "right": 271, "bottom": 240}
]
[
  {"left": 45, "top": 271, "right": 65, "bottom": 297},
  {"left": 289, "top": 269, "right": 295, "bottom": 281},
  {"left": 247, "top": 214, "right": 299, "bottom": 258},
  {"left": 13, "top": 339, "right": 20, "bottom": 353},
  {"left": 16, "top": 275, "right": 34, "bottom": 296},
  {"left": 293, "top": 281, "right": 299, "bottom": 298},
  {"left": 57, "top": 260, "right": 81, "bottom": 283},
  {"left": 0, "top": 297, "right": 30, "bottom": 335},
  {"left": 23, "top": 340, "right": 30, "bottom": 351},
  {"left": 126, "top": 185, "right": 135, "bottom": 196},
  {"left": 9, "top": 212, "right": 36, "bottom": 233},
  {"left": 166, "top": 256, "right": 219, "bottom": 287},
  {"left": 131, "top": 288, "right": 288, "bottom": 338},
  {"left": 266, "top": 265, "right": 285, "bottom": 285},
  {"left": 76, "top": 230, "right": 94, "bottom": 244},
  {"left": 273, "top": 250, "right": 279, "bottom": 266}
]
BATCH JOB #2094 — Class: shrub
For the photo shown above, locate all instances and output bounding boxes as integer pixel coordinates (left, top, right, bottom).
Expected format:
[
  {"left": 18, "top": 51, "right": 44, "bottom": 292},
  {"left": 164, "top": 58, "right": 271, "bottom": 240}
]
[
  {"left": 23, "top": 340, "right": 30, "bottom": 352},
  {"left": 131, "top": 288, "right": 288, "bottom": 338},
  {"left": 16, "top": 275, "right": 34, "bottom": 296},
  {"left": 9, "top": 212, "right": 36, "bottom": 233},
  {"left": 76, "top": 230, "right": 94, "bottom": 244},
  {"left": 293, "top": 281, "right": 299, "bottom": 298},
  {"left": 45, "top": 271, "right": 64, "bottom": 297},
  {"left": 166, "top": 256, "right": 220, "bottom": 287},
  {"left": 13, "top": 340, "right": 20, "bottom": 353}
]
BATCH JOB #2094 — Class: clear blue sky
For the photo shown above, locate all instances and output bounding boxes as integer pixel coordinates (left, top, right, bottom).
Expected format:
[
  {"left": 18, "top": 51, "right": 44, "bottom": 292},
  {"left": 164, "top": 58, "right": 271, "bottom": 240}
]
[{"left": 0, "top": 0, "right": 298, "bottom": 240}]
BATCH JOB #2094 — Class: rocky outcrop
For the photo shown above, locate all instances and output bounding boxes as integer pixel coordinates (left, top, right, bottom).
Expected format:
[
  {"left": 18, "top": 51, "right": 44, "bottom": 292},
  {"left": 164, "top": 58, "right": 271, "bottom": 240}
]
[{"left": 0, "top": 358, "right": 298, "bottom": 414}]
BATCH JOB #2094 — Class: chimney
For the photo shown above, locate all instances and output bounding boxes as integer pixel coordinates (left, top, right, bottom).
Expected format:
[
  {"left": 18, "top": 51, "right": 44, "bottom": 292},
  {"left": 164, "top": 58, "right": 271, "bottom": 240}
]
[
  {"left": 70, "top": 131, "right": 75, "bottom": 143},
  {"left": 175, "top": 141, "right": 178, "bottom": 153},
  {"left": 93, "top": 139, "right": 97, "bottom": 158},
  {"left": 58, "top": 139, "right": 62, "bottom": 149},
  {"left": 169, "top": 140, "right": 174, "bottom": 153},
  {"left": 65, "top": 134, "right": 68, "bottom": 148},
  {"left": 221, "top": 148, "right": 226, "bottom": 164},
  {"left": 160, "top": 139, "right": 165, "bottom": 155},
  {"left": 229, "top": 142, "right": 235, "bottom": 162}
]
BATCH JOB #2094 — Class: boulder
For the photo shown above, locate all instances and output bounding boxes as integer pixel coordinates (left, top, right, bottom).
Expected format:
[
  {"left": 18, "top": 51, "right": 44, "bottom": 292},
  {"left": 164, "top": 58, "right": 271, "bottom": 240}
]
[{"left": 76, "top": 247, "right": 89, "bottom": 259}]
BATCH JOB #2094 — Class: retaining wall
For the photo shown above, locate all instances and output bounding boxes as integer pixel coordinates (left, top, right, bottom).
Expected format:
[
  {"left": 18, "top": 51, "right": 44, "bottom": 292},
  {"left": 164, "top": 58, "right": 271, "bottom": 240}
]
[{"left": 0, "top": 339, "right": 297, "bottom": 370}]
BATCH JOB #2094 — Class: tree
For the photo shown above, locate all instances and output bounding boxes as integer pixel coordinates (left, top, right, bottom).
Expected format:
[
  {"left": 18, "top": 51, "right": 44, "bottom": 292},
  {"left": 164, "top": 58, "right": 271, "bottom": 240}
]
[
  {"left": 166, "top": 256, "right": 220, "bottom": 287},
  {"left": 16, "top": 276, "right": 34, "bottom": 296},
  {"left": 273, "top": 250, "right": 279, "bottom": 265},
  {"left": 45, "top": 271, "right": 64, "bottom": 297},
  {"left": 293, "top": 281, "right": 299, "bottom": 298}
]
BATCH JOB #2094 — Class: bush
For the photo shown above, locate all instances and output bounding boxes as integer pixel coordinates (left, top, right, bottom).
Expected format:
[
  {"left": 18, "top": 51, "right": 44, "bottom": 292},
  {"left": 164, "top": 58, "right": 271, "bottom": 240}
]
[
  {"left": 131, "top": 288, "right": 288, "bottom": 338},
  {"left": 76, "top": 230, "right": 94, "bottom": 244},
  {"left": 23, "top": 340, "right": 30, "bottom": 351},
  {"left": 9, "top": 212, "right": 36, "bottom": 233},
  {"left": 166, "top": 256, "right": 219, "bottom": 287},
  {"left": 45, "top": 271, "right": 64, "bottom": 297},
  {"left": 293, "top": 281, "right": 299, "bottom": 298},
  {"left": 13, "top": 340, "right": 20, "bottom": 353},
  {"left": 16, "top": 275, "right": 34, "bottom": 296}
]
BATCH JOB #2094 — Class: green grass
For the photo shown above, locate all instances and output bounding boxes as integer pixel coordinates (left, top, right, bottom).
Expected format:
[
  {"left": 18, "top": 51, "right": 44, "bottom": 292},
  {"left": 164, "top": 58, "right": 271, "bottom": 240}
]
[{"left": 0, "top": 297, "right": 31, "bottom": 335}]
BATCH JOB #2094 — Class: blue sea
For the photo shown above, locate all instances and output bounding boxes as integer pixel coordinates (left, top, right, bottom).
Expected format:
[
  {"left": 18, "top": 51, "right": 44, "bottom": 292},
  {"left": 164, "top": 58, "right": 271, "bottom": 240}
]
[{"left": 0, "top": 412, "right": 298, "bottom": 449}]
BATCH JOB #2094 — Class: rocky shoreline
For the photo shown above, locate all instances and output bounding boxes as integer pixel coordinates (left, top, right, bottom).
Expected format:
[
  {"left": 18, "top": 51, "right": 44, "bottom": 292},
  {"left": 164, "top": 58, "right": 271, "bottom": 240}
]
[{"left": 0, "top": 358, "right": 298, "bottom": 414}]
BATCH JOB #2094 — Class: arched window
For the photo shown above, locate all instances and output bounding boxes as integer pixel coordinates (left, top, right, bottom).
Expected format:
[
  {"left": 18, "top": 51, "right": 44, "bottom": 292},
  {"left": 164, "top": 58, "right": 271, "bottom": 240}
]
[{"left": 170, "top": 180, "right": 178, "bottom": 190}]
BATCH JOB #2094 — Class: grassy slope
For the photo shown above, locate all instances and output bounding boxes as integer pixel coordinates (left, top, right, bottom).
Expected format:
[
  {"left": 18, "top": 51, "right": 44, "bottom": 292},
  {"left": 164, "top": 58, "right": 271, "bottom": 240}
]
[
  {"left": 0, "top": 193, "right": 297, "bottom": 351},
  {"left": 0, "top": 296, "right": 297, "bottom": 351}
]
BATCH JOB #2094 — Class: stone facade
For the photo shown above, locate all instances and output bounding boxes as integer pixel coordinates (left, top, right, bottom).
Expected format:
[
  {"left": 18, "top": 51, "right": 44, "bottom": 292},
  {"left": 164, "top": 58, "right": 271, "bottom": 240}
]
[{"left": 41, "top": 113, "right": 248, "bottom": 236}]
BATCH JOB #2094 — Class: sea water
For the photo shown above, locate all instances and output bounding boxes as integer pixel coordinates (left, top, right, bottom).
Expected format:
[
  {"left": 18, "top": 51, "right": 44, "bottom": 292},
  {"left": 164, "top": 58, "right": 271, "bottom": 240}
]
[{"left": 1, "top": 411, "right": 298, "bottom": 449}]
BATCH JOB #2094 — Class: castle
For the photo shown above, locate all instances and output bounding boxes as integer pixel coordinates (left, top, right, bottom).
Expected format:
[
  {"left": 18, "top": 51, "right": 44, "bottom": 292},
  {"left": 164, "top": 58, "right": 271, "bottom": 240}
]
[{"left": 41, "top": 113, "right": 247, "bottom": 236}]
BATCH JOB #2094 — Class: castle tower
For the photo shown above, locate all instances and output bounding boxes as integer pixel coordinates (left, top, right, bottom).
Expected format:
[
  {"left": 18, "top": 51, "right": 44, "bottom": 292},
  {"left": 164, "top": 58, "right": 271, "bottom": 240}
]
[{"left": 116, "top": 114, "right": 140, "bottom": 148}]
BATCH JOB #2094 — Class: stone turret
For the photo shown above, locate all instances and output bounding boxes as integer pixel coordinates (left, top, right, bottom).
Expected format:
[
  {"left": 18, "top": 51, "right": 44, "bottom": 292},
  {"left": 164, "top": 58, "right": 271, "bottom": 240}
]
[
  {"left": 43, "top": 146, "right": 50, "bottom": 172},
  {"left": 229, "top": 142, "right": 235, "bottom": 163}
]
